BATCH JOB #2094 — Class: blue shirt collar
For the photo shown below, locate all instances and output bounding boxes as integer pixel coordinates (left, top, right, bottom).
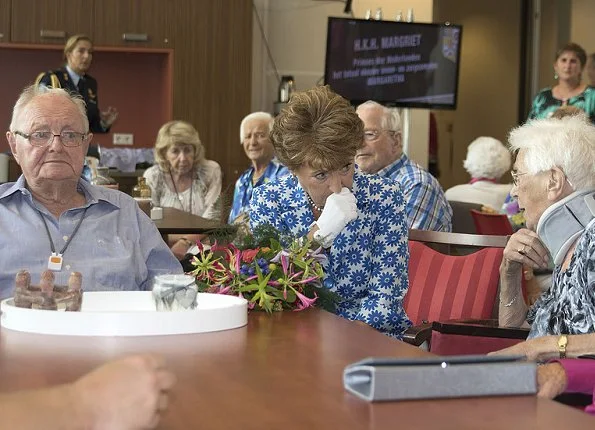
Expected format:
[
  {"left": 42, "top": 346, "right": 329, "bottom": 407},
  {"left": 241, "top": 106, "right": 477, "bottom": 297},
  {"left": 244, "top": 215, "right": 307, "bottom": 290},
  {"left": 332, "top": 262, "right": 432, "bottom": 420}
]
[
  {"left": 377, "top": 153, "right": 408, "bottom": 178},
  {"left": 0, "top": 175, "right": 119, "bottom": 210}
]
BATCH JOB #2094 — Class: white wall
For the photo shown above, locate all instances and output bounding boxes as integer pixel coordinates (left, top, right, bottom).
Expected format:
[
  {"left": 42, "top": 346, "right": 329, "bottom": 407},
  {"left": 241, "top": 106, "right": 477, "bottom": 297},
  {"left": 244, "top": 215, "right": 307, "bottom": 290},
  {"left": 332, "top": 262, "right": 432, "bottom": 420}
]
[
  {"left": 251, "top": 0, "right": 433, "bottom": 167},
  {"left": 432, "top": 0, "right": 521, "bottom": 189}
]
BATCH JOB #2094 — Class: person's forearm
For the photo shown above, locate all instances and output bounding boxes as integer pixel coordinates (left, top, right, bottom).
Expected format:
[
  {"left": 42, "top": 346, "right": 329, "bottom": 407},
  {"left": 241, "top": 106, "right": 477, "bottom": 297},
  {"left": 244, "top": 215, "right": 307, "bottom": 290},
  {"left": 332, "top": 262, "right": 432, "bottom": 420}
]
[
  {"left": 0, "top": 384, "right": 88, "bottom": 430},
  {"left": 556, "top": 357, "right": 595, "bottom": 395},
  {"left": 498, "top": 265, "right": 528, "bottom": 327},
  {"left": 566, "top": 333, "right": 595, "bottom": 358},
  {"left": 168, "top": 234, "right": 205, "bottom": 246}
]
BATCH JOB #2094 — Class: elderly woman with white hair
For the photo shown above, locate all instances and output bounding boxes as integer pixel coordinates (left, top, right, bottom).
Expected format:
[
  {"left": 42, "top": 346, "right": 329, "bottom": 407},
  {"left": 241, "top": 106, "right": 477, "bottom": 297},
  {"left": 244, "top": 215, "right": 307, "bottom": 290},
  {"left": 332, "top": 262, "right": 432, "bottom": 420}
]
[
  {"left": 491, "top": 116, "right": 595, "bottom": 361},
  {"left": 444, "top": 136, "right": 512, "bottom": 210},
  {"left": 228, "top": 112, "right": 288, "bottom": 224}
]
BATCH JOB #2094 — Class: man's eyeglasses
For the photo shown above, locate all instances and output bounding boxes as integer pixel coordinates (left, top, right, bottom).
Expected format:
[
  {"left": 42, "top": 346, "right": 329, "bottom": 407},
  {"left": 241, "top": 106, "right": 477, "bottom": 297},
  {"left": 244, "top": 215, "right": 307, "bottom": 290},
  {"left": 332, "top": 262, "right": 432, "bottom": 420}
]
[
  {"left": 13, "top": 130, "right": 88, "bottom": 148},
  {"left": 363, "top": 129, "right": 396, "bottom": 142},
  {"left": 511, "top": 171, "right": 528, "bottom": 186}
]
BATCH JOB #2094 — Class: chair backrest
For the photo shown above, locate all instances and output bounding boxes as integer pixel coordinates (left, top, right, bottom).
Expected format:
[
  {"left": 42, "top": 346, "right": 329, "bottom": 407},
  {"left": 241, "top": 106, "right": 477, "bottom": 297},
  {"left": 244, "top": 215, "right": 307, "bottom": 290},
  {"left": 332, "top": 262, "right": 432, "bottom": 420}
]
[
  {"left": 404, "top": 230, "right": 507, "bottom": 326},
  {"left": 448, "top": 200, "right": 482, "bottom": 234},
  {"left": 470, "top": 209, "right": 513, "bottom": 236},
  {"left": 408, "top": 229, "right": 508, "bottom": 256}
]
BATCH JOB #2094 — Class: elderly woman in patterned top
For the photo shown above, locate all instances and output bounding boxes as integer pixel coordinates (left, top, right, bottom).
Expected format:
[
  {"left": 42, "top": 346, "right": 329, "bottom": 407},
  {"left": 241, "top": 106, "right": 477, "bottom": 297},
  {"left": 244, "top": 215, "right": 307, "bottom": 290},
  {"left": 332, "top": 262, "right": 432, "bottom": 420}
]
[
  {"left": 493, "top": 115, "right": 595, "bottom": 361},
  {"left": 144, "top": 120, "right": 222, "bottom": 259},
  {"left": 249, "top": 86, "right": 411, "bottom": 338},
  {"left": 228, "top": 112, "right": 288, "bottom": 225}
]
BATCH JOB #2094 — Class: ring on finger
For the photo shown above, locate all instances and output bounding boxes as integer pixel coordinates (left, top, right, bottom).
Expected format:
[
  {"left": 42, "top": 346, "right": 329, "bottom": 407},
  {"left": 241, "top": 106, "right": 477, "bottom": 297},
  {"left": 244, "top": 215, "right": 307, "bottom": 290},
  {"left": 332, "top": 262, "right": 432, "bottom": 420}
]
[{"left": 518, "top": 244, "right": 526, "bottom": 255}]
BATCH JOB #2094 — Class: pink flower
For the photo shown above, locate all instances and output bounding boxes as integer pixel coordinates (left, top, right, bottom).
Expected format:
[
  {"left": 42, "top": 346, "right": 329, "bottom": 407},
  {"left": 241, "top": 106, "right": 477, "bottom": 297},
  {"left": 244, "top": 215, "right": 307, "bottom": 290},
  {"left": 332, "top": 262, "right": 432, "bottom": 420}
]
[
  {"left": 271, "top": 250, "right": 290, "bottom": 264},
  {"left": 212, "top": 261, "right": 226, "bottom": 271},
  {"left": 218, "top": 285, "right": 232, "bottom": 294},
  {"left": 280, "top": 254, "right": 289, "bottom": 274},
  {"left": 210, "top": 241, "right": 227, "bottom": 253},
  {"left": 293, "top": 291, "right": 317, "bottom": 311}
]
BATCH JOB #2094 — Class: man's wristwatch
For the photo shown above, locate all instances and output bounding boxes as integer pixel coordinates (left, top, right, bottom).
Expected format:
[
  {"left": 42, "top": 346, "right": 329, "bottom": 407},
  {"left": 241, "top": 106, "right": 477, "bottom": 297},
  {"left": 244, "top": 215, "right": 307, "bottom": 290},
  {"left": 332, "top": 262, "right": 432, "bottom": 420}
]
[{"left": 557, "top": 334, "right": 568, "bottom": 359}]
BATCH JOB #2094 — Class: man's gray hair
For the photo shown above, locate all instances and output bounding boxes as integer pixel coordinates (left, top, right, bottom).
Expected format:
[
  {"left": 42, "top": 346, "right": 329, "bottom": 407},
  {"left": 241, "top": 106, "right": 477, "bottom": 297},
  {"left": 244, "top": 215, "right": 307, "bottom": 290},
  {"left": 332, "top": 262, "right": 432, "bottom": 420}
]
[
  {"left": 508, "top": 116, "right": 595, "bottom": 190},
  {"left": 9, "top": 85, "right": 89, "bottom": 133},
  {"left": 356, "top": 100, "right": 401, "bottom": 134},
  {"left": 239, "top": 111, "right": 273, "bottom": 144},
  {"left": 464, "top": 136, "right": 511, "bottom": 180}
]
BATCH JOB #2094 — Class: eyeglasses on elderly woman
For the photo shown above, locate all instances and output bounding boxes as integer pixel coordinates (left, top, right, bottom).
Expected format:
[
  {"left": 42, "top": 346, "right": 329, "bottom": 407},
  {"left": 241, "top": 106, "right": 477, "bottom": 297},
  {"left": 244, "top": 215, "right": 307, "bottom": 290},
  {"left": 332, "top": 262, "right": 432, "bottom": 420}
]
[{"left": 511, "top": 170, "right": 528, "bottom": 186}]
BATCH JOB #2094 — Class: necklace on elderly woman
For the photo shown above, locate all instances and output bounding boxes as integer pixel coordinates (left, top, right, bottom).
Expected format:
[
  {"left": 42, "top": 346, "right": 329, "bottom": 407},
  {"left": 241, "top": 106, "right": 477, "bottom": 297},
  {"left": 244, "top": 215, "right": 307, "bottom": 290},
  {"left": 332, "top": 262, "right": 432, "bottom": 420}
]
[
  {"left": 169, "top": 170, "right": 193, "bottom": 213},
  {"left": 306, "top": 192, "right": 324, "bottom": 212}
]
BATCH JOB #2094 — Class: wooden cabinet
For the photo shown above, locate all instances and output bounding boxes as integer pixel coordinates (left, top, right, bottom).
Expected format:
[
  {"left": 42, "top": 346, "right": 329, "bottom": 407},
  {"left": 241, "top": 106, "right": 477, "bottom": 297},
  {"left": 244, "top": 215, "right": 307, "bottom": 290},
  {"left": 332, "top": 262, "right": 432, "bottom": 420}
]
[
  {"left": 170, "top": 0, "right": 252, "bottom": 188},
  {"left": 0, "top": 0, "right": 9, "bottom": 43},
  {"left": 94, "top": 0, "right": 171, "bottom": 48},
  {"left": 11, "top": 0, "right": 94, "bottom": 44}
]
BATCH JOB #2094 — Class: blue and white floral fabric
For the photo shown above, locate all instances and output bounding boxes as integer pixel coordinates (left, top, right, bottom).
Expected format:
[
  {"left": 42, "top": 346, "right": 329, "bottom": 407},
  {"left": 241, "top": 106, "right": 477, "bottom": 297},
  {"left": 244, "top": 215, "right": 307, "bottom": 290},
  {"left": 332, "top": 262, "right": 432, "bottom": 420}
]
[
  {"left": 228, "top": 159, "right": 288, "bottom": 223},
  {"left": 249, "top": 170, "right": 412, "bottom": 338}
]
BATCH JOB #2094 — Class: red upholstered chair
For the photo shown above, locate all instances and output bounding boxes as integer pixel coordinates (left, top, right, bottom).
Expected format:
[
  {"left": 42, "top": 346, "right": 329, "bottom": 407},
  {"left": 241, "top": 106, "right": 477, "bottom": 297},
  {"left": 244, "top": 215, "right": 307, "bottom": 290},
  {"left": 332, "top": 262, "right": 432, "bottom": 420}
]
[
  {"left": 470, "top": 209, "right": 514, "bottom": 236},
  {"left": 403, "top": 230, "right": 509, "bottom": 350}
]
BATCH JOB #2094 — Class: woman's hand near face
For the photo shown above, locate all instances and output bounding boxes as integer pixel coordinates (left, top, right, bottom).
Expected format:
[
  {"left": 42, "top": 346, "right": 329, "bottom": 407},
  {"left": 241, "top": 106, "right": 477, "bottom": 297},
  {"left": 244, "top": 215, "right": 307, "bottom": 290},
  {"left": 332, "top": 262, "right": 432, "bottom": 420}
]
[
  {"left": 313, "top": 187, "right": 357, "bottom": 247},
  {"left": 502, "top": 229, "right": 550, "bottom": 274}
]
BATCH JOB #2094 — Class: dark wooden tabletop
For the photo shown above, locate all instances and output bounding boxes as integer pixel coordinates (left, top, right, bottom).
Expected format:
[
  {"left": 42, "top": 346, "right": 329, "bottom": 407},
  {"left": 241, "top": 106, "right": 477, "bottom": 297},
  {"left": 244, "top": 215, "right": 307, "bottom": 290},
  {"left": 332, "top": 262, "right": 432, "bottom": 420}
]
[
  {"left": 152, "top": 206, "right": 232, "bottom": 235},
  {"left": 0, "top": 309, "right": 593, "bottom": 429}
]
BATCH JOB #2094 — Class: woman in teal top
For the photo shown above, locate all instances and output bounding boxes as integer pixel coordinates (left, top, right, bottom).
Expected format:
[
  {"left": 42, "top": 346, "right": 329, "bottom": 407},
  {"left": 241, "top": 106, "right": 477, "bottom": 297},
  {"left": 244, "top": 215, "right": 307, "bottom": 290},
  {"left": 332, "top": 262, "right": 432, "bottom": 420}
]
[{"left": 528, "top": 42, "right": 595, "bottom": 123}]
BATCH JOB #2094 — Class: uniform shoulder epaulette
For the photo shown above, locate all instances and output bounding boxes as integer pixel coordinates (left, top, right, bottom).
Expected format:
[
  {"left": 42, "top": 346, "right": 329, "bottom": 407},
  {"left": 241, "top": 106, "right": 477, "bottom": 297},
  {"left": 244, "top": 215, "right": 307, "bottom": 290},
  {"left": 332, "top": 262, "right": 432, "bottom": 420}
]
[{"left": 34, "top": 70, "right": 62, "bottom": 89}]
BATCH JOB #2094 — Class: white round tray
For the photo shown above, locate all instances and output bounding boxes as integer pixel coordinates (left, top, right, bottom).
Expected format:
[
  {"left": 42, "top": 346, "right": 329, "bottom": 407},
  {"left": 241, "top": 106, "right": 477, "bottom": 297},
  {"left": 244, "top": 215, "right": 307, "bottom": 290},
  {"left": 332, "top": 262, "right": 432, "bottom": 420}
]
[{"left": 0, "top": 291, "right": 247, "bottom": 336}]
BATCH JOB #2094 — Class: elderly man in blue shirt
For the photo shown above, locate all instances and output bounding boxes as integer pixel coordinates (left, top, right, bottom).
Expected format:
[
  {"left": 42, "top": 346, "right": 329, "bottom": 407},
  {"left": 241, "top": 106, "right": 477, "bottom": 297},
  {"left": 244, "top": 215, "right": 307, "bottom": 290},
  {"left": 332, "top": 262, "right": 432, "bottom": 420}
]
[
  {"left": 1, "top": 84, "right": 182, "bottom": 299},
  {"left": 356, "top": 101, "right": 452, "bottom": 232},
  {"left": 228, "top": 112, "right": 288, "bottom": 225}
]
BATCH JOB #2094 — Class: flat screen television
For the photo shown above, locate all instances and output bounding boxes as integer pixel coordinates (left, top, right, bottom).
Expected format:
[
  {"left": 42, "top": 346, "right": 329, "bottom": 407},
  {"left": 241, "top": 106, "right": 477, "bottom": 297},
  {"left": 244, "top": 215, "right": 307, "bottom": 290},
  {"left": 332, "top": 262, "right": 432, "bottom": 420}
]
[{"left": 324, "top": 17, "right": 463, "bottom": 110}]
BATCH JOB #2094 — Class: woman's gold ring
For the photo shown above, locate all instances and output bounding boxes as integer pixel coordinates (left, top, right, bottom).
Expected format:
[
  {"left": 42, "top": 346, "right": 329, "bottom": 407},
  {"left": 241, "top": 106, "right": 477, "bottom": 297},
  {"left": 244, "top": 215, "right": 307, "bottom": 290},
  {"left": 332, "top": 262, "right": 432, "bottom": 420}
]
[{"left": 518, "top": 245, "right": 526, "bottom": 255}]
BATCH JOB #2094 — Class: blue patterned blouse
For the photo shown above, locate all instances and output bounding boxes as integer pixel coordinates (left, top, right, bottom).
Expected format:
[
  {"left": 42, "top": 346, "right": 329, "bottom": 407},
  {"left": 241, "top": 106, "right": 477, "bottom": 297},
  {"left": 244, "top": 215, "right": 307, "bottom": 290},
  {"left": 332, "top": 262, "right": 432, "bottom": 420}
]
[
  {"left": 249, "top": 170, "right": 412, "bottom": 338},
  {"left": 377, "top": 154, "right": 452, "bottom": 232},
  {"left": 228, "top": 159, "right": 288, "bottom": 223},
  {"left": 526, "top": 221, "right": 595, "bottom": 339}
]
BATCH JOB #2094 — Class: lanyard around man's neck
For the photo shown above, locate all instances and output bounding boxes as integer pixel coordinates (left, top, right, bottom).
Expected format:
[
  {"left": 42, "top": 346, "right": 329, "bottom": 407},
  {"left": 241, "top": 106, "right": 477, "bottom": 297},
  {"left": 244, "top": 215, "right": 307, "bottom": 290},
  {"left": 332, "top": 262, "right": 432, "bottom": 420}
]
[{"left": 37, "top": 207, "right": 89, "bottom": 271}]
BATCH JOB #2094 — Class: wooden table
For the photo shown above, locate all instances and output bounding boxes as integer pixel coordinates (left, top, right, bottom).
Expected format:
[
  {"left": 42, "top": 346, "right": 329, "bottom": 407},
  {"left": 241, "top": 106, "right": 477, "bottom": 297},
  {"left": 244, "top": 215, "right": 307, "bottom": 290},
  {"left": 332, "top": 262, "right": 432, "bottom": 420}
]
[
  {"left": 0, "top": 310, "right": 593, "bottom": 429},
  {"left": 153, "top": 207, "right": 232, "bottom": 235}
]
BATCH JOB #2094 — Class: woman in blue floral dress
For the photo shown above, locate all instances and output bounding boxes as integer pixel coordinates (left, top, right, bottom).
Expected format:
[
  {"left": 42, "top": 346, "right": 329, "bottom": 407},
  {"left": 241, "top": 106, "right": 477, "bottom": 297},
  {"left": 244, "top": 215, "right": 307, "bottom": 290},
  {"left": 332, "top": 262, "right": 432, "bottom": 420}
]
[{"left": 249, "top": 86, "right": 411, "bottom": 338}]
